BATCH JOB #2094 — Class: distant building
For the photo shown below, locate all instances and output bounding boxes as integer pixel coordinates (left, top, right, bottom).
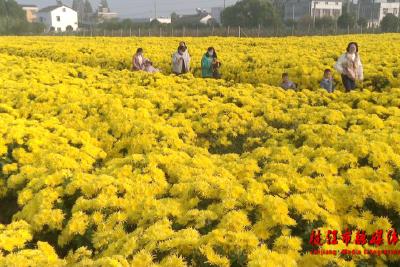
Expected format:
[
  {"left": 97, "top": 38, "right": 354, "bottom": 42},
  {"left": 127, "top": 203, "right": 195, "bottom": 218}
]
[
  {"left": 211, "top": 7, "right": 224, "bottom": 24},
  {"left": 20, "top": 4, "right": 39, "bottom": 23},
  {"left": 96, "top": 0, "right": 118, "bottom": 22},
  {"left": 200, "top": 14, "right": 214, "bottom": 24},
  {"left": 38, "top": 5, "right": 78, "bottom": 32},
  {"left": 152, "top": 17, "right": 172, "bottom": 24},
  {"left": 131, "top": 18, "right": 153, "bottom": 24},
  {"left": 173, "top": 8, "right": 216, "bottom": 26},
  {"left": 357, "top": 0, "right": 400, "bottom": 27},
  {"left": 129, "top": 17, "right": 171, "bottom": 24},
  {"left": 284, "top": 0, "right": 343, "bottom": 21}
]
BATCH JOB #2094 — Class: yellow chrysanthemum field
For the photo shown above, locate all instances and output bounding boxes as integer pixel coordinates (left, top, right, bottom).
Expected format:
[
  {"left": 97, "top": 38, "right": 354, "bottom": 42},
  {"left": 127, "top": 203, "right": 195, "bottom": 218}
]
[{"left": 0, "top": 34, "right": 400, "bottom": 267}]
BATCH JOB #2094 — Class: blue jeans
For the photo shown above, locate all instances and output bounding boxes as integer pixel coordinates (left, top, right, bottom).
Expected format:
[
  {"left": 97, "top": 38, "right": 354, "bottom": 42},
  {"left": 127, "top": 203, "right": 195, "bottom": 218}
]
[{"left": 341, "top": 74, "right": 356, "bottom": 92}]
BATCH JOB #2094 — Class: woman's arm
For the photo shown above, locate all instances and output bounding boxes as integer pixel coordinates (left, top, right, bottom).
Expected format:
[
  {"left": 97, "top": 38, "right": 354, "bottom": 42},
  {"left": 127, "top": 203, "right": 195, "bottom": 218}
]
[
  {"left": 172, "top": 53, "right": 179, "bottom": 64},
  {"left": 131, "top": 56, "right": 136, "bottom": 70},
  {"left": 334, "top": 54, "right": 345, "bottom": 74},
  {"left": 357, "top": 57, "right": 364, "bottom": 81}
]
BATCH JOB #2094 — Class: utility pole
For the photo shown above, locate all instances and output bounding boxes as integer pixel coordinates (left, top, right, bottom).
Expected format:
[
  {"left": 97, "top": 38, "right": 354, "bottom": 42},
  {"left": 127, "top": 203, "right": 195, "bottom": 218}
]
[
  {"left": 312, "top": 1, "right": 317, "bottom": 28},
  {"left": 224, "top": 0, "right": 226, "bottom": 9},
  {"left": 292, "top": 4, "right": 295, "bottom": 21},
  {"left": 347, "top": 0, "right": 351, "bottom": 13},
  {"left": 3, "top": 0, "right": 9, "bottom": 33},
  {"left": 370, "top": 0, "right": 374, "bottom": 30},
  {"left": 397, "top": 2, "right": 400, "bottom": 32},
  {"left": 154, "top": 0, "right": 157, "bottom": 19},
  {"left": 292, "top": 4, "right": 295, "bottom": 35}
]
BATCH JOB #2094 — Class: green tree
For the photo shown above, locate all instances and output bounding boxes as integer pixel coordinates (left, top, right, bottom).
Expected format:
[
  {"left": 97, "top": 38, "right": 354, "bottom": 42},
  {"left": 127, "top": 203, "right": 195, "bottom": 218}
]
[
  {"left": 221, "top": 0, "right": 281, "bottom": 28},
  {"left": 84, "top": 0, "right": 93, "bottom": 14},
  {"left": 315, "top": 16, "right": 336, "bottom": 29},
  {"left": 120, "top": 18, "right": 134, "bottom": 29},
  {"left": 297, "top": 16, "right": 313, "bottom": 31},
  {"left": 380, "top": 14, "right": 399, "bottom": 32},
  {"left": 0, "top": 0, "right": 25, "bottom": 18},
  {"left": 0, "top": 0, "right": 32, "bottom": 35},
  {"left": 285, "top": 19, "right": 297, "bottom": 29},
  {"left": 171, "top": 12, "right": 179, "bottom": 23},
  {"left": 337, "top": 11, "right": 356, "bottom": 29},
  {"left": 357, "top": 17, "right": 368, "bottom": 28}
]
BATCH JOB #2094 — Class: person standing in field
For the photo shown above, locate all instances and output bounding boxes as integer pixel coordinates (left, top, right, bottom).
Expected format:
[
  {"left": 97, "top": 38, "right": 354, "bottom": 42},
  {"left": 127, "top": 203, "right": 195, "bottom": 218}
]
[
  {"left": 131, "top": 48, "right": 145, "bottom": 71},
  {"left": 334, "top": 42, "right": 364, "bottom": 92},
  {"left": 172, "top": 45, "right": 189, "bottom": 75},
  {"left": 201, "top": 47, "right": 221, "bottom": 78},
  {"left": 179, "top": 41, "right": 191, "bottom": 72}
]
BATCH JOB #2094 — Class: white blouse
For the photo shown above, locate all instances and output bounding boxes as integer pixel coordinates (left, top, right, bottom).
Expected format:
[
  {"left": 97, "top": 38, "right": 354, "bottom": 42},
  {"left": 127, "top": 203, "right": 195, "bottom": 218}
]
[{"left": 334, "top": 52, "right": 364, "bottom": 81}]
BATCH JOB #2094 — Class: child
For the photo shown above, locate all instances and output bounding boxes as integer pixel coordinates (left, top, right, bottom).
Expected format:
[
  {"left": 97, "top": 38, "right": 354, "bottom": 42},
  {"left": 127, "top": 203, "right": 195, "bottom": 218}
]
[
  {"left": 281, "top": 73, "right": 297, "bottom": 90},
  {"left": 320, "top": 69, "right": 335, "bottom": 93},
  {"left": 144, "top": 59, "right": 160, "bottom": 74},
  {"left": 212, "top": 58, "right": 222, "bottom": 79}
]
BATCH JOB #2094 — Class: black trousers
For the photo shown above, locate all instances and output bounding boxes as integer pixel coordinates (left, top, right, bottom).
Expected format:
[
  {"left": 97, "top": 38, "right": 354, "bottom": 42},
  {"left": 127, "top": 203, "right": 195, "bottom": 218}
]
[{"left": 341, "top": 74, "right": 356, "bottom": 92}]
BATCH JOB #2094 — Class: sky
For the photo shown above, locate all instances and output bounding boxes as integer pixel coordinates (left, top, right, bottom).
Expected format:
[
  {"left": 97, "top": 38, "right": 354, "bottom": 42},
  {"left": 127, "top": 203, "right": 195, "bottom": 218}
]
[{"left": 18, "top": 0, "right": 239, "bottom": 18}]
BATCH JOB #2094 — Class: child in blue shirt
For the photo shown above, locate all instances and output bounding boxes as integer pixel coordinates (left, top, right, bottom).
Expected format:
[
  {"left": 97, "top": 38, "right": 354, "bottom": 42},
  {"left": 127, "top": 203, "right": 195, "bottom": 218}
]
[
  {"left": 281, "top": 73, "right": 297, "bottom": 91},
  {"left": 320, "top": 69, "right": 335, "bottom": 93}
]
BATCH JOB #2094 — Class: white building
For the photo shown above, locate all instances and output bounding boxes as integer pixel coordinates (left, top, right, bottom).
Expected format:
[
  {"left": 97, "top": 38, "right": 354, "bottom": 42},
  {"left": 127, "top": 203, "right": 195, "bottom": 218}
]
[
  {"left": 152, "top": 17, "right": 172, "bottom": 24},
  {"left": 358, "top": 0, "right": 400, "bottom": 27},
  {"left": 38, "top": 5, "right": 78, "bottom": 32},
  {"left": 284, "top": 0, "right": 342, "bottom": 21},
  {"left": 200, "top": 14, "right": 213, "bottom": 24}
]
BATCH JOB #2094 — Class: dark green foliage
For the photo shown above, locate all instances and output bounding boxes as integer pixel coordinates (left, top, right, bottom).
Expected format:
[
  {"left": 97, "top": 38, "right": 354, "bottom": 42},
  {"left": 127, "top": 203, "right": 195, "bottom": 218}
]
[
  {"left": 221, "top": 0, "right": 282, "bottom": 28},
  {"left": 380, "top": 14, "right": 399, "bottom": 33}
]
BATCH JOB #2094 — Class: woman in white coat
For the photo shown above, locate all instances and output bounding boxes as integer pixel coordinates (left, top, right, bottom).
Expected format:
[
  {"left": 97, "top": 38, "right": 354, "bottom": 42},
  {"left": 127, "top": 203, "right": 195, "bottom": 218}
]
[
  {"left": 334, "top": 42, "right": 364, "bottom": 92},
  {"left": 172, "top": 45, "right": 190, "bottom": 75}
]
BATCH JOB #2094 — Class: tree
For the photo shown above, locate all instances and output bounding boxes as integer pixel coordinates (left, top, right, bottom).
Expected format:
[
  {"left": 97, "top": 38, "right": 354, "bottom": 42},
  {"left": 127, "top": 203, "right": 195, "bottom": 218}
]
[
  {"left": 171, "top": 12, "right": 179, "bottom": 23},
  {"left": 380, "top": 14, "right": 399, "bottom": 32},
  {"left": 120, "top": 18, "right": 134, "bottom": 29},
  {"left": 72, "top": 0, "right": 84, "bottom": 12},
  {"left": 357, "top": 17, "right": 368, "bottom": 28},
  {"left": 221, "top": 0, "right": 281, "bottom": 28},
  {"left": 315, "top": 16, "right": 336, "bottom": 29},
  {"left": 84, "top": 0, "right": 93, "bottom": 14},
  {"left": 297, "top": 16, "right": 313, "bottom": 31},
  {"left": 0, "top": 0, "right": 30, "bottom": 35},
  {"left": 285, "top": 19, "right": 297, "bottom": 29},
  {"left": 72, "top": 0, "right": 85, "bottom": 23},
  {"left": 337, "top": 11, "right": 356, "bottom": 29},
  {"left": 0, "top": 0, "right": 25, "bottom": 18},
  {"left": 100, "top": 0, "right": 109, "bottom": 9}
]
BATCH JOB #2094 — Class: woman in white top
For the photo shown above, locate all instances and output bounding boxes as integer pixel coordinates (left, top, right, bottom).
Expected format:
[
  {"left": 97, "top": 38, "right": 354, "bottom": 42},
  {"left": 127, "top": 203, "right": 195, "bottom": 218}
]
[
  {"left": 172, "top": 45, "right": 190, "bottom": 75},
  {"left": 334, "top": 42, "right": 364, "bottom": 92},
  {"left": 132, "top": 48, "right": 145, "bottom": 71}
]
